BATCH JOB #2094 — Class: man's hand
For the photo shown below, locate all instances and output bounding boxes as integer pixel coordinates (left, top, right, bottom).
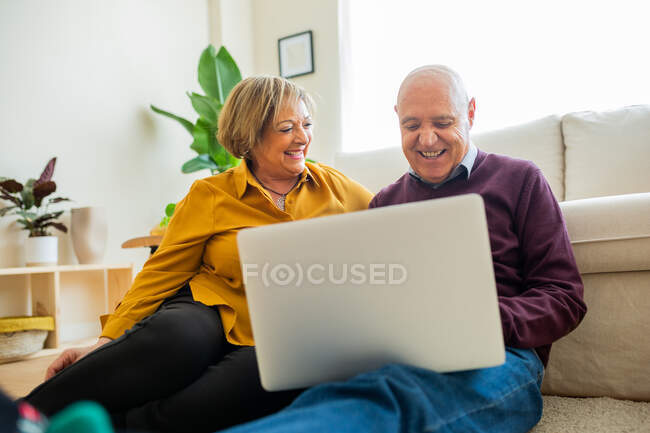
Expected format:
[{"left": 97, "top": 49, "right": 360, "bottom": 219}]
[{"left": 44, "top": 337, "right": 112, "bottom": 380}]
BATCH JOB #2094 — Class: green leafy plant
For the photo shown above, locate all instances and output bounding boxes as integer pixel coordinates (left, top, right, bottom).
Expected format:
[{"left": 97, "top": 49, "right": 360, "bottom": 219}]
[
  {"left": 159, "top": 203, "right": 176, "bottom": 228},
  {"left": 0, "top": 157, "right": 71, "bottom": 237},
  {"left": 151, "top": 45, "right": 242, "bottom": 175}
]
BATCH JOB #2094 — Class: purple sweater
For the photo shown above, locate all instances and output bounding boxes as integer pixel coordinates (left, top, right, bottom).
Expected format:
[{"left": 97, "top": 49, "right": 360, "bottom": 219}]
[{"left": 369, "top": 150, "right": 587, "bottom": 366}]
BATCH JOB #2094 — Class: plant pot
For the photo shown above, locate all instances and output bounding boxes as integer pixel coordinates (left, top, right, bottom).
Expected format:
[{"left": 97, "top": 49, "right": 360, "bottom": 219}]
[
  {"left": 71, "top": 206, "right": 107, "bottom": 264},
  {"left": 25, "top": 236, "right": 58, "bottom": 266}
]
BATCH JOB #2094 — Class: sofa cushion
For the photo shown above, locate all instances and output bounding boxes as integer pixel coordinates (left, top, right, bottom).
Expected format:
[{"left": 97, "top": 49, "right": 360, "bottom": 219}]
[
  {"left": 472, "top": 115, "right": 565, "bottom": 201},
  {"left": 560, "top": 193, "right": 650, "bottom": 274},
  {"left": 335, "top": 147, "right": 409, "bottom": 194},
  {"left": 562, "top": 105, "right": 650, "bottom": 201},
  {"left": 541, "top": 271, "right": 650, "bottom": 401}
]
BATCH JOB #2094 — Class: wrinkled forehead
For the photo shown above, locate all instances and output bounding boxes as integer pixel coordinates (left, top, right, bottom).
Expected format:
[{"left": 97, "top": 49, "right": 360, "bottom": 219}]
[{"left": 397, "top": 70, "right": 468, "bottom": 114}]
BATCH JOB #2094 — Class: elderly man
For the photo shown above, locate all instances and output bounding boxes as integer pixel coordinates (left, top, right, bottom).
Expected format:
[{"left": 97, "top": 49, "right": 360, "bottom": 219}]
[{"left": 221, "top": 66, "right": 587, "bottom": 433}]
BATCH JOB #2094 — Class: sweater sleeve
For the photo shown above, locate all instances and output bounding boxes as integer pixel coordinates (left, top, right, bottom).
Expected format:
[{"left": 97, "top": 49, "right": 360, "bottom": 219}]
[
  {"left": 101, "top": 179, "right": 218, "bottom": 339},
  {"left": 498, "top": 167, "right": 587, "bottom": 349}
]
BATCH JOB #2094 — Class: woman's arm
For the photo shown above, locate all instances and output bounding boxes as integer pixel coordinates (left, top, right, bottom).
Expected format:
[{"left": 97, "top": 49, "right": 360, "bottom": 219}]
[
  {"left": 45, "top": 336, "right": 112, "bottom": 380},
  {"left": 101, "top": 179, "right": 220, "bottom": 340}
]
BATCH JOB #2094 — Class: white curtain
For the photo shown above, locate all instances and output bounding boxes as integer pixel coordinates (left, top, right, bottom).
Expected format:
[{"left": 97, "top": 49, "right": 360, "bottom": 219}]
[{"left": 340, "top": 0, "right": 650, "bottom": 152}]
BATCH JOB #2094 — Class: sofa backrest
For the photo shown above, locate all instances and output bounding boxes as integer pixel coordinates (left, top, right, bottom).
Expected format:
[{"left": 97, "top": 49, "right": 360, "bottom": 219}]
[
  {"left": 333, "top": 147, "right": 409, "bottom": 195},
  {"left": 471, "top": 115, "right": 565, "bottom": 200},
  {"left": 561, "top": 104, "right": 650, "bottom": 201},
  {"left": 335, "top": 105, "right": 650, "bottom": 203},
  {"left": 334, "top": 115, "right": 566, "bottom": 201}
]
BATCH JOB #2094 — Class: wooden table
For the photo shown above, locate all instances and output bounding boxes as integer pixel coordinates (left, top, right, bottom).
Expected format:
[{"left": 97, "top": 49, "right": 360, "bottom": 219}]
[{"left": 121, "top": 235, "right": 163, "bottom": 254}]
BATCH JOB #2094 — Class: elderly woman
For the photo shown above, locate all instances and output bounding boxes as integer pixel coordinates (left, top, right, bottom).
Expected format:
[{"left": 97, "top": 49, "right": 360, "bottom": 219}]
[{"left": 24, "top": 76, "right": 372, "bottom": 432}]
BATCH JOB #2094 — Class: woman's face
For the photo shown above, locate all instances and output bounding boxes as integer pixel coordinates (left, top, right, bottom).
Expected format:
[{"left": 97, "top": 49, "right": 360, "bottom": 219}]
[{"left": 250, "top": 99, "right": 313, "bottom": 180}]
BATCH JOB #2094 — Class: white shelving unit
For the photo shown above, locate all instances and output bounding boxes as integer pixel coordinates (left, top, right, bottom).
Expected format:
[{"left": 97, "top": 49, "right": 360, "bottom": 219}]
[{"left": 0, "top": 264, "right": 133, "bottom": 348}]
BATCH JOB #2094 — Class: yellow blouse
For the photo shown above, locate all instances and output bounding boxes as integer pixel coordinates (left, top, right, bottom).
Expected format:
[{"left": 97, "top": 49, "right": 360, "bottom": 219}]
[{"left": 101, "top": 161, "right": 373, "bottom": 345}]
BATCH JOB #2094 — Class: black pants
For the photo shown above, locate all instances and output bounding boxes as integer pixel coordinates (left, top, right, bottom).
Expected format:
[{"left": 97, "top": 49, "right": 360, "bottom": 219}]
[{"left": 24, "top": 286, "right": 301, "bottom": 433}]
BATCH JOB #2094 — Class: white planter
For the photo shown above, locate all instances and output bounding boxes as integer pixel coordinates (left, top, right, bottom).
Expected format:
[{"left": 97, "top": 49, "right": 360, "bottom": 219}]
[
  {"left": 70, "top": 206, "right": 107, "bottom": 264},
  {"left": 25, "top": 236, "right": 58, "bottom": 266}
]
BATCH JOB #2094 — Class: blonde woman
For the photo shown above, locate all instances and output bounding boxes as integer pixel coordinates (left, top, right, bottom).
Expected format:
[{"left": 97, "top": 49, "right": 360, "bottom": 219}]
[{"left": 24, "top": 76, "right": 372, "bottom": 433}]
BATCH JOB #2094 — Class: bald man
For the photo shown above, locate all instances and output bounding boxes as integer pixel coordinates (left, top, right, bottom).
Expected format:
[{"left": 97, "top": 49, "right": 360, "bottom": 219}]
[{"left": 219, "top": 67, "right": 587, "bottom": 433}]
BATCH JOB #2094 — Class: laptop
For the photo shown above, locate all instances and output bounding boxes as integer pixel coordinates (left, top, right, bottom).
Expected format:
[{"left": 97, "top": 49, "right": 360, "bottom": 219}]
[{"left": 237, "top": 193, "right": 505, "bottom": 391}]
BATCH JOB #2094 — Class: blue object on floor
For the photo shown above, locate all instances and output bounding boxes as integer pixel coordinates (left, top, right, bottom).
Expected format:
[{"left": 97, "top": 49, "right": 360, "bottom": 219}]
[{"left": 46, "top": 401, "right": 113, "bottom": 433}]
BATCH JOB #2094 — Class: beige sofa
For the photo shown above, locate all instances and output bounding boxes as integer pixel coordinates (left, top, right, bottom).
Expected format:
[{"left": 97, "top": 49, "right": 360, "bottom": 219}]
[{"left": 334, "top": 105, "right": 650, "bottom": 431}]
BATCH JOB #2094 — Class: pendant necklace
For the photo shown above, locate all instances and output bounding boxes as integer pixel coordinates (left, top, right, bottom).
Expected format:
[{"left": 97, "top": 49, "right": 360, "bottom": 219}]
[{"left": 251, "top": 171, "right": 301, "bottom": 211}]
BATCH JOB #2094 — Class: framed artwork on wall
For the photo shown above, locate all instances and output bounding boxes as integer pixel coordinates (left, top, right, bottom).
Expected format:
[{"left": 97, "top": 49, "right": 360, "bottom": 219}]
[{"left": 278, "top": 30, "right": 314, "bottom": 78}]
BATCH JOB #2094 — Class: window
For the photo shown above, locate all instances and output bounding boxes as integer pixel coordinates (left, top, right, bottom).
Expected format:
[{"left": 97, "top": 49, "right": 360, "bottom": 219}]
[{"left": 340, "top": 0, "right": 650, "bottom": 152}]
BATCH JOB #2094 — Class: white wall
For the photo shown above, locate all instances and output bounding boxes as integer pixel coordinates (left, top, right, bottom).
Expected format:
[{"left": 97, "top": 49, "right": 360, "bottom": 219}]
[
  {"left": 0, "top": 1, "right": 210, "bottom": 285},
  {"left": 250, "top": 0, "right": 342, "bottom": 165},
  {"left": 0, "top": 0, "right": 345, "bottom": 319},
  {"left": 209, "top": 0, "right": 255, "bottom": 77}
]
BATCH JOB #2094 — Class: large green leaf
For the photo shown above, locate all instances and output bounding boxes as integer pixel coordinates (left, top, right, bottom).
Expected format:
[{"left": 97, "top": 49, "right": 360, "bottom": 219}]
[
  {"left": 208, "top": 141, "right": 240, "bottom": 173},
  {"left": 182, "top": 154, "right": 219, "bottom": 173},
  {"left": 215, "top": 46, "right": 242, "bottom": 105},
  {"left": 190, "top": 120, "right": 211, "bottom": 154},
  {"left": 187, "top": 92, "right": 221, "bottom": 124},
  {"left": 150, "top": 105, "right": 194, "bottom": 135},
  {"left": 198, "top": 45, "right": 219, "bottom": 99}
]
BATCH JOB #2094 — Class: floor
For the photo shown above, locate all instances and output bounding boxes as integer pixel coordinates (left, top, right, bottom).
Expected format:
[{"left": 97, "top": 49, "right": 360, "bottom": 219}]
[
  {"left": 2, "top": 352, "right": 649, "bottom": 433},
  {"left": 0, "top": 338, "right": 96, "bottom": 399},
  {"left": 0, "top": 354, "right": 57, "bottom": 398}
]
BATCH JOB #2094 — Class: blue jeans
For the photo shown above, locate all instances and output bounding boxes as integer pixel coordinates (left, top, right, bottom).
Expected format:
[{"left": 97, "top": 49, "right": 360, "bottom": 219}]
[{"left": 220, "top": 347, "right": 544, "bottom": 433}]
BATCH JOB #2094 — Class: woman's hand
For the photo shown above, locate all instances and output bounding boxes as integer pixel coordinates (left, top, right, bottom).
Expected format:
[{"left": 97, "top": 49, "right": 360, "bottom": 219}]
[{"left": 44, "top": 337, "right": 112, "bottom": 380}]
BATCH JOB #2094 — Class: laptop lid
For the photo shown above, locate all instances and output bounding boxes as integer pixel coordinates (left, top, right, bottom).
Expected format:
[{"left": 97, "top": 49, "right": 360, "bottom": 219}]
[{"left": 237, "top": 193, "right": 505, "bottom": 391}]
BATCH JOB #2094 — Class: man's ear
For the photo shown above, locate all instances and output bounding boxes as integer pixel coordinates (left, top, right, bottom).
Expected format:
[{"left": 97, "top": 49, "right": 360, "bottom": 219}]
[
  {"left": 467, "top": 98, "right": 476, "bottom": 129},
  {"left": 394, "top": 104, "right": 398, "bottom": 114}
]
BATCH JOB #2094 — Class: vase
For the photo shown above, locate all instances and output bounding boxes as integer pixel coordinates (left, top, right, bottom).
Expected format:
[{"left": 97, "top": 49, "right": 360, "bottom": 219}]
[
  {"left": 70, "top": 206, "right": 107, "bottom": 264},
  {"left": 25, "top": 236, "right": 58, "bottom": 266}
]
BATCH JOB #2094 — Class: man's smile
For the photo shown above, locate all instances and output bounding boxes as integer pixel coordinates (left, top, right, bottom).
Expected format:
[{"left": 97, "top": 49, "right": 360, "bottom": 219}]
[{"left": 418, "top": 149, "right": 447, "bottom": 159}]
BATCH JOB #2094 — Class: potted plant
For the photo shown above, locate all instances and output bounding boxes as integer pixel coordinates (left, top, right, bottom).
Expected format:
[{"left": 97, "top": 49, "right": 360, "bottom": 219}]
[
  {"left": 151, "top": 44, "right": 242, "bottom": 175},
  {"left": 149, "top": 45, "right": 243, "bottom": 235},
  {"left": 0, "top": 157, "right": 71, "bottom": 266}
]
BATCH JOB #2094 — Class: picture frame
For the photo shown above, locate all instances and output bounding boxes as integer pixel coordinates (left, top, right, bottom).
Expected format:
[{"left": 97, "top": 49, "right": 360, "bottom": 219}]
[{"left": 278, "top": 30, "right": 314, "bottom": 79}]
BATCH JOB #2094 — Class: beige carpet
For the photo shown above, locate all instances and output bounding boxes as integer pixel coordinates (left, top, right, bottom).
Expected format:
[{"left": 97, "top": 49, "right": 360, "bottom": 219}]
[{"left": 533, "top": 396, "right": 650, "bottom": 433}]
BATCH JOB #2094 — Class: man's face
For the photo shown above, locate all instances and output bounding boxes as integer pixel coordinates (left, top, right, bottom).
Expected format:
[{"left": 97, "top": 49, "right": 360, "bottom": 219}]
[{"left": 395, "top": 76, "right": 475, "bottom": 184}]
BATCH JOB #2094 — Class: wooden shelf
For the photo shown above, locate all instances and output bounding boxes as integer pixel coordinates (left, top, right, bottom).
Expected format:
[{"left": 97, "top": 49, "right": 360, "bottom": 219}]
[
  {"left": 0, "top": 263, "right": 134, "bottom": 275},
  {"left": 0, "top": 264, "right": 133, "bottom": 348}
]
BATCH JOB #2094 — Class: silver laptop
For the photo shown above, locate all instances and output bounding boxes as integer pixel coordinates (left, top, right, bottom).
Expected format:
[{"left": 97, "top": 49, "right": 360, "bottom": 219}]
[{"left": 237, "top": 193, "right": 504, "bottom": 391}]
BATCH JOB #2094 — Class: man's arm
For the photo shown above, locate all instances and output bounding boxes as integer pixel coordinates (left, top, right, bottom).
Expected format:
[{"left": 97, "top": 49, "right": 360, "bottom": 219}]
[{"left": 500, "top": 167, "right": 587, "bottom": 350}]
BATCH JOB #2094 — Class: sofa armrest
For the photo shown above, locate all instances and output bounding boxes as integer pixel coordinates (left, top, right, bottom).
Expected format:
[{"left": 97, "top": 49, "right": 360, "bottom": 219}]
[{"left": 560, "top": 193, "right": 650, "bottom": 274}]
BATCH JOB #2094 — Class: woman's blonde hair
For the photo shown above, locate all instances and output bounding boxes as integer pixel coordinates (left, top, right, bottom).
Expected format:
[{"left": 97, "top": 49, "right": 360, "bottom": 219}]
[{"left": 218, "top": 75, "right": 315, "bottom": 159}]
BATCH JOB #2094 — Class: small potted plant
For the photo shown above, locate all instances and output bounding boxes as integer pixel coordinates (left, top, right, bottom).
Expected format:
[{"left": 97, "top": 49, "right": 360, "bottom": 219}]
[{"left": 0, "top": 157, "right": 71, "bottom": 266}]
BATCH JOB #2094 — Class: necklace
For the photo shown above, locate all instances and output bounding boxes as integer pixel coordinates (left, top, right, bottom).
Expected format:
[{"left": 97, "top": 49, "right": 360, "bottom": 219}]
[{"left": 251, "top": 170, "right": 301, "bottom": 210}]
